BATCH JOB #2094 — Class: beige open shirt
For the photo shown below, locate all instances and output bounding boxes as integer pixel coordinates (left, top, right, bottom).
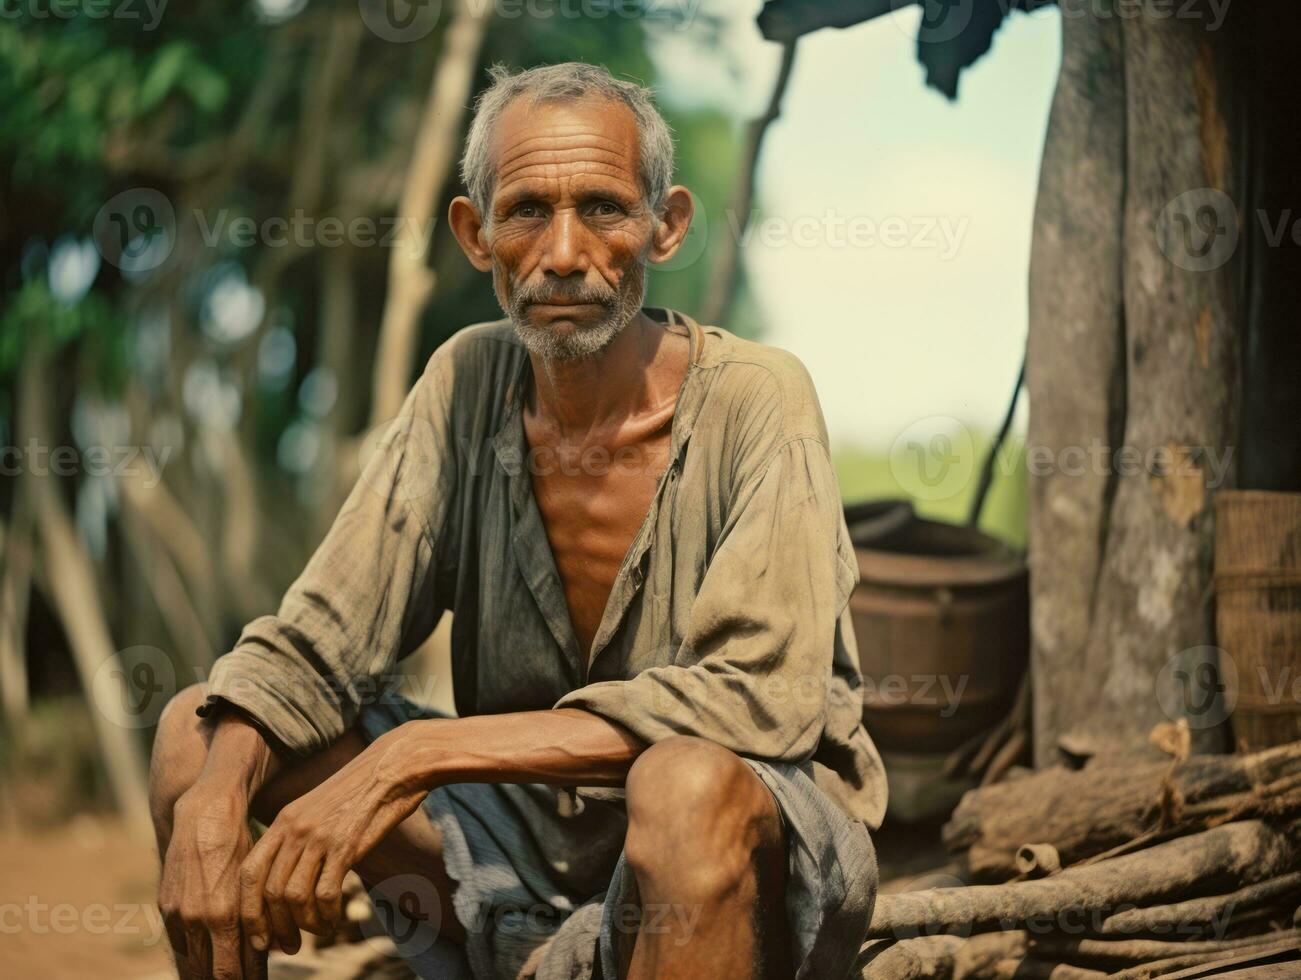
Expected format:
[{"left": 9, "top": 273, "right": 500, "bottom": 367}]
[{"left": 202, "top": 308, "right": 888, "bottom": 975}]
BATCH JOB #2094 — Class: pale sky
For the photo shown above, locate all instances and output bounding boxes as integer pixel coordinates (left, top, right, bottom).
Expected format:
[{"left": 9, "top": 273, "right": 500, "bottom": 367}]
[{"left": 649, "top": 3, "right": 1062, "bottom": 449}]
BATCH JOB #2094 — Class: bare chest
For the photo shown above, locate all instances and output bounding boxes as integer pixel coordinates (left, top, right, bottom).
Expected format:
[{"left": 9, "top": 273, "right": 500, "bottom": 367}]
[{"left": 528, "top": 433, "right": 673, "bottom": 661}]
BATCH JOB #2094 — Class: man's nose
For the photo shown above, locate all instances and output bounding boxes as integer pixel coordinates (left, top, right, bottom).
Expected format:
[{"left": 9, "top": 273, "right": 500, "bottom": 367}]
[{"left": 537, "top": 209, "right": 590, "bottom": 279}]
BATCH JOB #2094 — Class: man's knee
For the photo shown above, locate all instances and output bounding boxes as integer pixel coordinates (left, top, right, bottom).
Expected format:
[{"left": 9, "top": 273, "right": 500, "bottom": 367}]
[{"left": 624, "top": 736, "right": 782, "bottom": 898}]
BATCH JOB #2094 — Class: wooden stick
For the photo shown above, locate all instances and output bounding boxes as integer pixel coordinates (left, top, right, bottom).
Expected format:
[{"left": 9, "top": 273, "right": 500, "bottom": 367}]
[
  {"left": 983, "top": 728, "right": 1030, "bottom": 787},
  {"left": 1099, "top": 872, "right": 1301, "bottom": 935},
  {"left": 853, "top": 934, "right": 963, "bottom": 979},
  {"left": 1013, "top": 962, "right": 1106, "bottom": 980},
  {"left": 700, "top": 39, "right": 798, "bottom": 327},
  {"left": 19, "top": 341, "right": 152, "bottom": 843},
  {"left": 1030, "top": 928, "right": 1301, "bottom": 966},
  {"left": 369, "top": 0, "right": 488, "bottom": 427},
  {"left": 1102, "top": 934, "right": 1301, "bottom": 980},
  {"left": 944, "top": 742, "right": 1301, "bottom": 879},
  {"left": 1016, "top": 843, "right": 1062, "bottom": 877},
  {"left": 869, "top": 820, "right": 1301, "bottom": 940}
]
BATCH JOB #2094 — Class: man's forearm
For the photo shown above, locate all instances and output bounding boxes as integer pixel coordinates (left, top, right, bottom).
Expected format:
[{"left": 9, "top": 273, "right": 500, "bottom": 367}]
[
  {"left": 191, "top": 710, "right": 283, "bottom": 803},
  {"left": 380, "top": 708, "right": 647, "bottom": 793}
]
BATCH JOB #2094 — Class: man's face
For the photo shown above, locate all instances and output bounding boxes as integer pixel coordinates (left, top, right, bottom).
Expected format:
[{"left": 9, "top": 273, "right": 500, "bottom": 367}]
[{"left": 482, "top": 97, "right": 655, "bottom": 361}]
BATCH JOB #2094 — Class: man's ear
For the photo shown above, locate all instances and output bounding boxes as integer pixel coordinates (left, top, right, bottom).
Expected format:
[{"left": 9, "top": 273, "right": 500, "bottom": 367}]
[
  {"left": 449, "top": 196, "right": 493, "bottom": 272},
  {"left": 648, "top": 186, "right": 695, "bottom": 265}
]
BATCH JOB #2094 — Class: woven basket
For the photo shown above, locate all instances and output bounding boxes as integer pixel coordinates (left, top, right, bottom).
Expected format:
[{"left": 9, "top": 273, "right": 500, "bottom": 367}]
[{"left": 1214, "top": 490, "right": 1301, "bottom": 750}]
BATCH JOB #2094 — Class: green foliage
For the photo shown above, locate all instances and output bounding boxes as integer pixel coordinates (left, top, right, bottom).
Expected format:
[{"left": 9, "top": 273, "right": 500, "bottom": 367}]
[
  {"left": 0, "top": 280, "right": 128, "bottom": 391},
  {"left": 1, "top": 3, "right": 750, "bottom": 483},
  {"left": 0, "top": 22, "right": 229, "bottom": 178}
]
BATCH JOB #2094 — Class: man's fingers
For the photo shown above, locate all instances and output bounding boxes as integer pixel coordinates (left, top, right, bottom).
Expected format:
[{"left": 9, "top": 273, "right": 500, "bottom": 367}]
[
  {"left": 184, "top": 923, "right": 213, "bottom": 980},
  {"left": 162, "top": 910, "right": 188, "bottom": 964},
  {"left": 284, "top": 841, "right": 330, "bottom": 934},
  {"left": 241, "top": 930, "right": 270, "bottom": 980},
  {"left": 210, "top": 923, "right": 244, "bottom": 980},
  {"left": 262, "top": 840, "right": 305, "bottom": 954},
  {"left": 239, "top": 833, "right": 280, "bottom": 952},
  {"left": 267, "top": 897, "right": 302, "bottom": 955},
  {"left": 314, "top": 855, "right": 349, "bottom": 930}
]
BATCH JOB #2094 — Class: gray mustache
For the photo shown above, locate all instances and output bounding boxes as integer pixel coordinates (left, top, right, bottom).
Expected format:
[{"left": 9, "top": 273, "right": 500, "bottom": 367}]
[{"left": 511, "top": 280, "right": 619, "bottom": 308}]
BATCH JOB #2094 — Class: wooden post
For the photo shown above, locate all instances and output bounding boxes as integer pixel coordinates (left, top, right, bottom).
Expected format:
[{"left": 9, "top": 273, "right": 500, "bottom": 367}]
[
  {"left": 1028, "top": 3, "right": 1239, "bottom": 761},
  {"left": 1026, "top": 5, "right": 1127, "bottom": 765}
]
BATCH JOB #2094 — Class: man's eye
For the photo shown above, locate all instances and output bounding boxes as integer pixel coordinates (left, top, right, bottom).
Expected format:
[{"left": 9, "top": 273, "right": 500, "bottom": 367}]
[
  {"left": 515, "top": 204, "right": 541, "bottom": 219},
  {"left": 591, "top": 202, "right": 622, "bottom": 217}
]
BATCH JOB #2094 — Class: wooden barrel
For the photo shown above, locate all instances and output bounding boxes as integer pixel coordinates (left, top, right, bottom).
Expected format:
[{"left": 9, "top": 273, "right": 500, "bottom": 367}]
[
  {"left": 846, "top": 511, "right": 1028, "bottom": 754},
  {"left": 1214, "top": 490, "right": 1301, "bottom": 750}
]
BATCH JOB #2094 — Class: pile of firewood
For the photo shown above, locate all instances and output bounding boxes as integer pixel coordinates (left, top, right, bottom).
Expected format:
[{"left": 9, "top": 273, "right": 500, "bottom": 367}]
[{"left": 857, "top": 729, "right": 1301, "bottom": 978}]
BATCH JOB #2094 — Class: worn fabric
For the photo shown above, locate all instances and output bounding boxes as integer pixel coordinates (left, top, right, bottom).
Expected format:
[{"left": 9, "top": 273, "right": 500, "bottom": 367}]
[
  {"left": 201, "top": 307, "right": 888, "bottom": 978},
  {"left": 357, "top": 696, "right": 877, "bottom": 980}
]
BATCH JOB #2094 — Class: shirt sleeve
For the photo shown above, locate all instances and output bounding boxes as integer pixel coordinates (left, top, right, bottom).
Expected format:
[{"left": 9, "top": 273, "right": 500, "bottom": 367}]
[
  {"left": 555, "top": 434, "right": 858, "bottom": 765},
  {"left": 201, "top": 346, "right": 459, "bottom": 756}
]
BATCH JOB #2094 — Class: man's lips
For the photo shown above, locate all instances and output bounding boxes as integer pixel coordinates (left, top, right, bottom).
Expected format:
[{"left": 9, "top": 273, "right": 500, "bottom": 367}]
[{"left": 528, "top": 300, "right": 607, "bottom": 315}]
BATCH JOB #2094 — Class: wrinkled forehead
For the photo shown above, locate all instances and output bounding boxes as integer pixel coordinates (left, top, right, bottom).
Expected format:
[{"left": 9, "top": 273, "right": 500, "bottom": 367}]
[{"left": 490, "top": 96, "right": 642, "bottom": 196}]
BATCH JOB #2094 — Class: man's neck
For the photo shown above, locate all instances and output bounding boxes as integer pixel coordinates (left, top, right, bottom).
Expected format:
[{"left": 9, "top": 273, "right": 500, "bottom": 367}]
[{"left": 526, "top": 309, "right": 678, "bottom": 440}]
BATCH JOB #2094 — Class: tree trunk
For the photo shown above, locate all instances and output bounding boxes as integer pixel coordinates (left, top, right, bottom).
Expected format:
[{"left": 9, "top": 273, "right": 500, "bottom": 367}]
[
  {"left": 1026, "top": 3, "right": 1127, "bottom": 766},
  {"left": 19, "top": 342, "right": 153, "bottom": 843},
  {"left": 368, "top": 0, "right": 488, "bottom": 428},
  {"left": 1029, "top": 1, "right": 1240, "bottom": 763},
  {"left": 0, "top": 492, "right": 33, "bottom": 722}
]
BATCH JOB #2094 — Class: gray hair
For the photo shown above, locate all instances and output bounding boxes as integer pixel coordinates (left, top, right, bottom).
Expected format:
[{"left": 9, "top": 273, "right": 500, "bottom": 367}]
[{"left": 460, "top": 62, "right": 675, "bottom": 220}]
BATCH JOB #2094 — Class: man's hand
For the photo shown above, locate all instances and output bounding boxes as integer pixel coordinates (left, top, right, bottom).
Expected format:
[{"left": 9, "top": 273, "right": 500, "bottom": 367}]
[
  {"left": 238, "top": 728, "right": 427, "bottom": 954},
  {"left": 158, "top": 785, "right": 264, "bottom": 979}
]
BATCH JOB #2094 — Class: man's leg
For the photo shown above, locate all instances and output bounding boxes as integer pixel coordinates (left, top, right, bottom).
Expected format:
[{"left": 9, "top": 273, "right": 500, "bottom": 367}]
[
  {"left": 149, "top": 684, "right": 463, "bottom": 952},
  {"left": 623, "top": 736, "right": 792, "bottom": 980}
]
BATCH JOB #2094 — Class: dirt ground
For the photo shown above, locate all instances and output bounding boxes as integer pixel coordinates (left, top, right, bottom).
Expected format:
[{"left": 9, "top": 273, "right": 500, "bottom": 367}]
[
  {"left": 0, "top": 810, "right": 950, "bottom": 978},
  {"left": 0, "top": 816, "right": 172, "bottom": 978}
]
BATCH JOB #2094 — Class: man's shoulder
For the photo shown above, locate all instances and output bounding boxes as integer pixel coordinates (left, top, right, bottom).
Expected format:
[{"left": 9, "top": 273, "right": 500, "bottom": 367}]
[
  {"left": 418, "top": 319, "right": 525, "bottom": 389},
  {"left": 434, "top": 318, "right": 524, "bottom": 366},
  {"left": 699, "top": 326, "right": 827, "bottom": 445}
]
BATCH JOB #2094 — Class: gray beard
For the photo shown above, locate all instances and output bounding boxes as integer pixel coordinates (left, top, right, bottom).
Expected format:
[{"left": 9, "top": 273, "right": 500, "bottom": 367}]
[{"left": 494, "top": 263, "right": 647, "bottom": 362}]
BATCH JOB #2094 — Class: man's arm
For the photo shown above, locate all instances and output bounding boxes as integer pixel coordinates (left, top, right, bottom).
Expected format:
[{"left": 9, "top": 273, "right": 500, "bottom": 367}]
[
  {"left": 237, "top": 708, "right": 645, "bottom": 953},
  {"left": 157, "top": 711, "right": 282, "bottom": 979},
  {"left": 157, "top": 342, "right": 462, "bottom": 977},
  {"left": 396, "top": 707, "right": 647, "bottom": 785}
]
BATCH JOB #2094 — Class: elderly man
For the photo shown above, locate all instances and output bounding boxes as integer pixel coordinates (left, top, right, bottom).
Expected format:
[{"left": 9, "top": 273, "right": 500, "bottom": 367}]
[{"left": 151, "top": 62, "right": 886, "bottom": 980}]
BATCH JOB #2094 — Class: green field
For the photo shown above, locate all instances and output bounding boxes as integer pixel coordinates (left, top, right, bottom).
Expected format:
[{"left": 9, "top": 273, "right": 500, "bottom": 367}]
[{"left": 833, "top": 433, "right": 1028, "bottom": 549}]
